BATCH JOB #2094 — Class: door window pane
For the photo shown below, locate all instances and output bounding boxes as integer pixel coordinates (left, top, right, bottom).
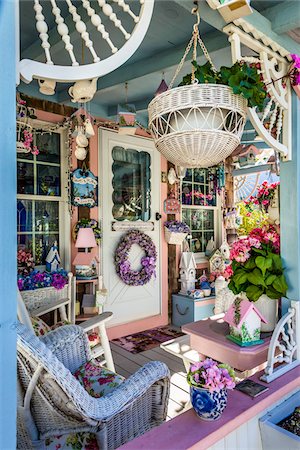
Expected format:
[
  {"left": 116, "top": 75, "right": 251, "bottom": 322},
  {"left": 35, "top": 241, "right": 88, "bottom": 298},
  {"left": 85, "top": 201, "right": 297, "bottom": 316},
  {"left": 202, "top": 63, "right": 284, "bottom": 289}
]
[{"left": 112, "top": 146, "right": 151, "bottom": 221}]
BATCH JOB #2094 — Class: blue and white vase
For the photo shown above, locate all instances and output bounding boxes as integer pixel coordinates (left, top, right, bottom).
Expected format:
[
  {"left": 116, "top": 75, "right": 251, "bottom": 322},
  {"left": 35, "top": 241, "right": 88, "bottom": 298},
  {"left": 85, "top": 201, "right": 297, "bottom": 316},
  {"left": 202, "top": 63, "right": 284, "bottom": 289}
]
[{"left": 190, "top": 386, "right": 228, "bottom": 421}]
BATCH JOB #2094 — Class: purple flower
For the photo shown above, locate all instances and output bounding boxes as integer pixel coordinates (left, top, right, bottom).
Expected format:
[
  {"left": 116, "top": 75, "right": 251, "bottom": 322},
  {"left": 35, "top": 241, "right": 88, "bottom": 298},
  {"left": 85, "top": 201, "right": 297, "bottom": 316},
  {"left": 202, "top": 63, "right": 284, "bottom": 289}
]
[{"left": 291, "top": 53, "right": 300, "bottom": 69}]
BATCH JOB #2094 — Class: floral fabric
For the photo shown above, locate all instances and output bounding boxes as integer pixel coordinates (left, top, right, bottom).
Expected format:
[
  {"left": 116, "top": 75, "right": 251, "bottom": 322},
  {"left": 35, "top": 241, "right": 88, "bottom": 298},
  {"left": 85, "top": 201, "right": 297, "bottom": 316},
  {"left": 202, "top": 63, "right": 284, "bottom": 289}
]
[
  {"left": 74, "top": 359, "right": 124, "bottom": 398},
  {"left": 45, "top": 432, "right": 99, "bottom": 449},
  {"left": 31, "top": 316, "right": 51, "bottom": 336}
]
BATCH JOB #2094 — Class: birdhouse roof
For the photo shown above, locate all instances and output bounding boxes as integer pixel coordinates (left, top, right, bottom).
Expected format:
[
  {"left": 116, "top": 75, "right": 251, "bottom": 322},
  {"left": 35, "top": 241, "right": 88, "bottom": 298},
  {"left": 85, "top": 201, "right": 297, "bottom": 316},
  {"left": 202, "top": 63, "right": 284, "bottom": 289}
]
[
  {"left": 179, "top": 252, "right": 196, "bottom": 269},
  {"left": 73, "top": 253, "right": 99, "bottom": 266},
  {"left": 223, "top": 299, "right": 268, "bottom": 329},
  {"left": 231, "top": 144, "right": 262, "bottom": 158},
  {"left": 209, "top": 249, "right": 222, "bottom": 260},
  {"left": 45, "top": 244, "right": 60, "bottom": 264}
]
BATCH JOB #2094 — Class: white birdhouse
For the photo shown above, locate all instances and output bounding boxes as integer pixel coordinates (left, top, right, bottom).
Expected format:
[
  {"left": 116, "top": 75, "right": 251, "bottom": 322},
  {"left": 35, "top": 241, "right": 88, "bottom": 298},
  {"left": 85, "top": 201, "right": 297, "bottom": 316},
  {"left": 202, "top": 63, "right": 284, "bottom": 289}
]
[
  {"left": 45, "top": 241, "right": 61, "bottom": 272},
  {"left": 179, "top": 252, "right": 197, "bottom": 294},
  {"left": 220, "top": 241, "right": 230, "bottom": 261}
]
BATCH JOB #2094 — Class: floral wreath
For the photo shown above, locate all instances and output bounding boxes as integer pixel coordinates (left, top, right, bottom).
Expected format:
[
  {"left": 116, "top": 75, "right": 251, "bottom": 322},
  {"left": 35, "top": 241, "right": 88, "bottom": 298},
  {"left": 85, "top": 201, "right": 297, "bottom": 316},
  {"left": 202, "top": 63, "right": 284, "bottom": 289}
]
[
  {"left": 114, "top": 229, "right": 157, "bottom": 286},
  {"left": 72, "top": 218, "right": 101, "bottom": 245}
]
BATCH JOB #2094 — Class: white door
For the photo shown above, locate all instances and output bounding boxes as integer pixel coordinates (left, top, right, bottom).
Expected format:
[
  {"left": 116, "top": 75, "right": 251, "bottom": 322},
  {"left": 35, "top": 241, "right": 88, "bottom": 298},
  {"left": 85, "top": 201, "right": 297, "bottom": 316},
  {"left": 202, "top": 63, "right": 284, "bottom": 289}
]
[{"left": 99, "top": 129, "right": 161, "bottom": 327}]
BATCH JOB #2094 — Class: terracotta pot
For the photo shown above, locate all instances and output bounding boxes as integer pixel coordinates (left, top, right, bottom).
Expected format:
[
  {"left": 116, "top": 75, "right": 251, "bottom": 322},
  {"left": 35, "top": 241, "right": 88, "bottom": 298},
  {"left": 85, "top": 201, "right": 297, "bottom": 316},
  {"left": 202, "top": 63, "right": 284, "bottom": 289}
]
[{"left": 255, "top": 294, "right": 278, "bottom": 332}]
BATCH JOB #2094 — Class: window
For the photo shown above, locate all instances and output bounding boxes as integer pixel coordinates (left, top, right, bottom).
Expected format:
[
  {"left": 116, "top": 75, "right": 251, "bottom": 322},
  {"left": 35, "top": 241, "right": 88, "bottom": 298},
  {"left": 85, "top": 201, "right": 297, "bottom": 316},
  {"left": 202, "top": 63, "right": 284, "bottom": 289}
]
[
  {"left": 182, "top": 168, "right": 220, "bottom": 258},
  {"left": 17, "top": 130, "right": 69, "bottom": 267},
  {"left": 111, "top": 146, "right": 151, "bottom": 221}
]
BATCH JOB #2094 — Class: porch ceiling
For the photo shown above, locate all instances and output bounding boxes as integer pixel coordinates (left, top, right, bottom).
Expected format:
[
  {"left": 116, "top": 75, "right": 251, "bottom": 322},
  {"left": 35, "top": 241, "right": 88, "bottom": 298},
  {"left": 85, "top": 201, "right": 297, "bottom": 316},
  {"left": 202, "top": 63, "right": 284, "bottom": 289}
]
[{"left": 18, "top": 0, "right": 300, "bottom": 123}]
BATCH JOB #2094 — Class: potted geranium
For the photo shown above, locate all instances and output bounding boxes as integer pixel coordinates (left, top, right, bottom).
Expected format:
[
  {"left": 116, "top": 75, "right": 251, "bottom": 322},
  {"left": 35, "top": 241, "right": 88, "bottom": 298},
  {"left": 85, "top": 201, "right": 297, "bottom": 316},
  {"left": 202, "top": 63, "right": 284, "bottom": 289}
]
[
  {"left": 164, "top": 221, "right": 190, "bottom": 245},
  {"left": 249, "top": 181, "right": 280, "bottom": 213},
  {"left": 187, "top": 358, "right": 235, "bottom": 421},
  {"left": 228, "top": 225, "right": 288, "bottom": 331}
]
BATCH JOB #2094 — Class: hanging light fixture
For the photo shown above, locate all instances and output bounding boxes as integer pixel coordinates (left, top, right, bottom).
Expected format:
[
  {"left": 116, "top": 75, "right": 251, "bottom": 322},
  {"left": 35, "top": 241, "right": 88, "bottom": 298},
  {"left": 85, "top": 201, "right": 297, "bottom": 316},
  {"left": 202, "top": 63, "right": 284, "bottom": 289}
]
[{"left": 148, "top": 4, "right": 247, "bottom": 168}]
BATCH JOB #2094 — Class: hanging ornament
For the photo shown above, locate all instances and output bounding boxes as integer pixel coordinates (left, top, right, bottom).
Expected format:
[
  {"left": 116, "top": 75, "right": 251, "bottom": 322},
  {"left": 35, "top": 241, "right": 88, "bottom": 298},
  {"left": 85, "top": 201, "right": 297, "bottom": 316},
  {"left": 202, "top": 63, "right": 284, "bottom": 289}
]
[{"left": 155, "top": 73, "right": 169, "bottom": 96}]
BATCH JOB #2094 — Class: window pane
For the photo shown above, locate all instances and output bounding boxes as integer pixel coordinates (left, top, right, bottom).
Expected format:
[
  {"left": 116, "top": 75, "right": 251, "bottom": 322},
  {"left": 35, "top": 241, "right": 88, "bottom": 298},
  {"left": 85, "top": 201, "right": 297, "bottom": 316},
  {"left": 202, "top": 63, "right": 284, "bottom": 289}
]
[
  {"left": 35, "top": 234, "right": 59, "bottom": 265},
  {"left": 35, "top": 201, "right": 59, "bottom": 232},
  {"left": 17, "top": 200, "right": 33, "bottom": 232},
  {"left": 194, "top": 168, "right": 206, "bottom": 183},
  {"left": 37, "top": 165, "right": 61, "bottom": 196},
  {"left": 36, "top": 132, "right": 60, "bottom": 163},
  {"left": 17, "top": 234, "right": 33, "bottom": 252},
  {"left": 17, "top": 162, "right": 34, "bottom": 194},
  {"left": 112, "top": 146, "right": 151, "bottom": 221},
  {"left": 183, "top": 208, "right": 215, "bottom": 254},
  {"left": 182, "top": 183, "right": 192, "bottom": 205}
]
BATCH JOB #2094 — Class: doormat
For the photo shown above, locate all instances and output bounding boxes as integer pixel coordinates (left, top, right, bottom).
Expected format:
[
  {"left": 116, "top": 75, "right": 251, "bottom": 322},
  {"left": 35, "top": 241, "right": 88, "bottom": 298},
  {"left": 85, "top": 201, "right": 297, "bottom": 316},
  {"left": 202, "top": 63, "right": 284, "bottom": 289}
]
[{"left": 112, "top": 326, "right": 184, "bottom": 354}]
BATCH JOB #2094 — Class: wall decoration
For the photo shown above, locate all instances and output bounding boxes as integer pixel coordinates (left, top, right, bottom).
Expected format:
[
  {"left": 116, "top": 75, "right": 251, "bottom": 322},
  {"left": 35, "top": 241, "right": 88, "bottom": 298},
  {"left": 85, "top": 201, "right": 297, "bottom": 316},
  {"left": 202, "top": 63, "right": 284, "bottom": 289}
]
[
  {"left": 114, "top": 230, "right": 157, "bottom": 286},
  {"left": 71, "top": 168, "right": 98, "bottom": 208},
  {"left": 112, "top": 222, "right": 154, "bottom": 232}
]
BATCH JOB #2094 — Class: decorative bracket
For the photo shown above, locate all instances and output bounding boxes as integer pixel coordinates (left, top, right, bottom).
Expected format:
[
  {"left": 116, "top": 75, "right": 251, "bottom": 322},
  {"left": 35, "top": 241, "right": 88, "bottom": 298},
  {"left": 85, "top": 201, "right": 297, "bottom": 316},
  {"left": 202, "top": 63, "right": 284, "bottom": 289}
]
[
  {"left": 223, "top": 23, "right": 292, "bottom": 162},
  {"left": 261, "top": 301, "right": 300, "bottom": 383}
]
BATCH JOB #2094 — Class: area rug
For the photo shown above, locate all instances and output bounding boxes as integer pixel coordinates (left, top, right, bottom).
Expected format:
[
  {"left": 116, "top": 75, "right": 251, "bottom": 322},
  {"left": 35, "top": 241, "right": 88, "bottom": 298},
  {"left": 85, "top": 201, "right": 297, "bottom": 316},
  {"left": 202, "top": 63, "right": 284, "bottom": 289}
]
[{"left": 112, "top": 326, "right": 184, "bottom": 354}]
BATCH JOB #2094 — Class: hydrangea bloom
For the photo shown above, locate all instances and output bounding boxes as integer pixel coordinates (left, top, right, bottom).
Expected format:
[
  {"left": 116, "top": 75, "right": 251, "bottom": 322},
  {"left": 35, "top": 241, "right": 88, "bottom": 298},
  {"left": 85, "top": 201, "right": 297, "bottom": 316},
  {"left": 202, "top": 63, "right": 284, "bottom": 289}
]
[{"left": 187, "top": 358, "right": 235, "bottom": 393}]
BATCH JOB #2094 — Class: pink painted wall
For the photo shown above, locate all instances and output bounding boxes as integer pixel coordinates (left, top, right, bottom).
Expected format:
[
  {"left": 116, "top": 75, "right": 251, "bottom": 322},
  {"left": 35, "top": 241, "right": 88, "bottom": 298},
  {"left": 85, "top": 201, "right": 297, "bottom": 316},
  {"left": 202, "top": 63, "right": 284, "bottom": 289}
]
[{"left": 35, "top": 109, "right": 169, "bottom": 338}]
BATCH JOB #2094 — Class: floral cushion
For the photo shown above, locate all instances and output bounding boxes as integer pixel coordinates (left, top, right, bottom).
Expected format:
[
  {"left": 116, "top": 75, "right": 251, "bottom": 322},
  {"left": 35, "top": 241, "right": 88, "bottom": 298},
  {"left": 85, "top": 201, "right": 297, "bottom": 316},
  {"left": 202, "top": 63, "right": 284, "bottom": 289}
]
[
  {"left": 50, "top": 320, "right": 72, "bottom": 331},
  {"left": 74, "top": 359, "right": 125, "bottom": 398},
  {"left": 31, "top": 316, "right": 51, "bottom": 336},
  {"left": 45, "top": 432, "right": 99, "bottom": 449}
]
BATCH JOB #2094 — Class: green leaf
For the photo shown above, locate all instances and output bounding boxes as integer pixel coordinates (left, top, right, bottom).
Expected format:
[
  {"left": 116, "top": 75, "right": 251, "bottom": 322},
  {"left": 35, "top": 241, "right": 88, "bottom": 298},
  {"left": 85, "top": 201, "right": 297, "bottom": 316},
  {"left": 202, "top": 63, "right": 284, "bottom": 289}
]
[
  {"left": 272, "top": 275, "right": 288, "bottom": 296},
  {"left": 252, "top": 248, "right": 267, "bottom": 256},
  {"left": 246, "top": 285, "right": 264, "bottom": 302},
  {"left": 255, "top": 256, "right": 272, "bottom": 276},
  {"left": 271, "top": 253, "right": 283, "bottom": 272},
  {"left": 265, "top": 274, "right": 277, "bottom": 286},
  {"left": 247, "top": 268, "right": 265, "bottom": 286},
  {"left": 265, "top": 287, "right": 281, "bottom": 299},
  {"left": 228, "top": 280, "right": 239, "bottom": 295},
  {"left": 232, "top": 271, "right": 248, "bottom": 287},
  {"left": 244, "top": 258, "right": 257, "bottom": 270}
]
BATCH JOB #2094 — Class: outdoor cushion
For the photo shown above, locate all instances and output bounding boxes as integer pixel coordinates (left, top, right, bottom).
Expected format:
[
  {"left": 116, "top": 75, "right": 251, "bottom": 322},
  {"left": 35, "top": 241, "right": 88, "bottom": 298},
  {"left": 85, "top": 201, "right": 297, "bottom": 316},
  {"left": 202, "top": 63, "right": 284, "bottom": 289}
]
[
  {"left": 31, "top": 316, "right": 51, "bottom": 336},
  {"left": 74, "top": 359, "right": 125, "bottom": 398},
  {"left": 45, "top": 432, "right": 99, "bottom": 449}
]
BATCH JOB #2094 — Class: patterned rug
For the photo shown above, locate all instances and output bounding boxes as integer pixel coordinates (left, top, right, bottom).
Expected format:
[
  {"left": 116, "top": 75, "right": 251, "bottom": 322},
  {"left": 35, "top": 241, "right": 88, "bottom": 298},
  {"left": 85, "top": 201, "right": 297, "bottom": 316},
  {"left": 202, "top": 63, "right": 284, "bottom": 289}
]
[{"left": 112, "top": 326, "right": 184, "bottom": 354}]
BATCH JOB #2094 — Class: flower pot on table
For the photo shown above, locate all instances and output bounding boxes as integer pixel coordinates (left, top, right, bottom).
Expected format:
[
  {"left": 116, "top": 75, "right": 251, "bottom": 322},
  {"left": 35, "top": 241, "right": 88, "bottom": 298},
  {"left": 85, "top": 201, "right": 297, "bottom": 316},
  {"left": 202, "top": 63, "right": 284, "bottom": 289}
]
[
  {"left": 255, "top": 294, "right": 278, "bottom": 332},
  {"left": 190, "top": 386, "right": 228, "bottom": 421}
]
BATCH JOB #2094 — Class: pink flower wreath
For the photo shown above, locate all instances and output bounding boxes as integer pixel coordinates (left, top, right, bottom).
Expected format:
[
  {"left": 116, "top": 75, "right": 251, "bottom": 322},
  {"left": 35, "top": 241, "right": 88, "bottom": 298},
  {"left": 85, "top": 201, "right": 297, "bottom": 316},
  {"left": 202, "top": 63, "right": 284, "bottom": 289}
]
[{"left": 114, "top": 230, "right": 157, "bottom": 286}]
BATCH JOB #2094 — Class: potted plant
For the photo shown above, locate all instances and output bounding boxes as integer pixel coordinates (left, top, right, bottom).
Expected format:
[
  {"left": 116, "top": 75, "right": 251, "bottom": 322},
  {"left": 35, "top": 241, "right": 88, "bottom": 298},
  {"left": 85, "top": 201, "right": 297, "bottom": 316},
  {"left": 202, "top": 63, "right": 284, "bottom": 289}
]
[
  {"left": 228, "top": 225, "right": 288, "bottom": 331},
  {"left": 249, "top": 181, "right": 280, "bottom": 213},
  {"left": 187, "top": 358, "right": 235, "bottom": 421},
  {"left": 164, "top": 221, "right": 190, "bottom": 245}
]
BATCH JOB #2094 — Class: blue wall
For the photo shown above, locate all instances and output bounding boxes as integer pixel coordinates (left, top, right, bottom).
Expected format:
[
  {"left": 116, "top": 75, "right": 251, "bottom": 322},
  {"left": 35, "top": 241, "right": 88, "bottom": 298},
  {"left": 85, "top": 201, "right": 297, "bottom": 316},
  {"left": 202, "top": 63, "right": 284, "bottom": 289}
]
[
  {"left": 0, "top": 0, "right": 17, "bottom": 447},
  {"left": 280, "top": 93, "right": 300, "bottom": 314}
]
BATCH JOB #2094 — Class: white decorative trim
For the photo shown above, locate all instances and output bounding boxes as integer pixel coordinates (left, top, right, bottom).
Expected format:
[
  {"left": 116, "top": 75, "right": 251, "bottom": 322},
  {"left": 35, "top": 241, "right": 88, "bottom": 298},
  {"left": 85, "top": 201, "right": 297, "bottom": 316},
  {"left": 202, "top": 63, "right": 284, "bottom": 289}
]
[
  {"left": 261, "top": 301, "right": 300, "bottom": 383},
  {"left": 224, "top": 24, "right": 292, "bottom": 161},
  {"left": 112, "top": 221, "right": 155, "bottom": 232},
  {"left": 19, "top": 0, "right": 154, "bottom": 83}
]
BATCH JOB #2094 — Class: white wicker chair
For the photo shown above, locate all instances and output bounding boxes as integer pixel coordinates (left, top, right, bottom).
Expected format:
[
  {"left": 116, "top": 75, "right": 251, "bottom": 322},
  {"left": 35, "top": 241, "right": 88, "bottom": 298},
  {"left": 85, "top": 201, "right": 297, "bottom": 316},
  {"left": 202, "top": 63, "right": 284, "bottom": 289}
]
[
  {"left": 17, "top": 273, "right": 115, "bottom": 371},
  {"left": 17, "top": 322, "right": 170, "bottom": 450}
]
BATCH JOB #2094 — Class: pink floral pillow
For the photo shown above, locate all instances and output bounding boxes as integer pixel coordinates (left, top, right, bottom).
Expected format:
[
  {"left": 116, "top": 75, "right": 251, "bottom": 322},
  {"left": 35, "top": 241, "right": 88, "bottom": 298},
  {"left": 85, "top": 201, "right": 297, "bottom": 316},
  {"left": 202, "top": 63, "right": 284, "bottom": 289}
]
[
  {"left": 74, "top": 359, "right": 124, "bottom": 398},
  {"left": 31, "top": 316, "right": 51, "bottom": 336},
  {"left": 45, "top": 432, "right": 99, "bottom": 449}
]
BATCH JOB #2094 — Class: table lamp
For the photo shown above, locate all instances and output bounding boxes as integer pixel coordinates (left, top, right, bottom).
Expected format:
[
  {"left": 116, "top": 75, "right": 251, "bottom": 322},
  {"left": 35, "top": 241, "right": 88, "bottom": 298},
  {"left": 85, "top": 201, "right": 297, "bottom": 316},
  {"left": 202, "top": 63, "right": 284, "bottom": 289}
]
[{"left": 73, "top": 227, "right": 99, "bottom": 279}]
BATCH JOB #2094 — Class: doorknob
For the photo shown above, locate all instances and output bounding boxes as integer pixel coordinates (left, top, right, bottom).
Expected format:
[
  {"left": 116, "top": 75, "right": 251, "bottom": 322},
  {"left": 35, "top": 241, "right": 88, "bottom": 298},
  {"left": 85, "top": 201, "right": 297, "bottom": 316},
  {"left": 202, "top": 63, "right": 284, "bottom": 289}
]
[{"left": 155, "top": 212, "right": 162, "bottom": 221}]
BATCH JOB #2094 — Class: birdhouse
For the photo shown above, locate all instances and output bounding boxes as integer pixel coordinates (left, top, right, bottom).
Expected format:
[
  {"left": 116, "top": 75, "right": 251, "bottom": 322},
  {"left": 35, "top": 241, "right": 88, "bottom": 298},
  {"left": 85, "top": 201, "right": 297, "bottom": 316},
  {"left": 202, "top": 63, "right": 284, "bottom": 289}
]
[
  {"left": 179, "top": 252, "right": 197, "bottom": 294},
  {"left": 220, "top": 241, "right": 230, "bottom": 261},
  {"left": 73, "top": 253, "right": 99, "bottom": 279},
  {"left": 45, "top": 241, "right": 60, "bottom": 272},
  {"left": 224, "top": 297, "right": 267, "bottom": 346},
  {"left": 209, "top": 249, "right": 225, "bottom": 273},
  {"left": 117, "top": 103, "right": 137, "bottom": 135},
  {"left": 217, "top": 0, "right": 252, "bottom": 23}
]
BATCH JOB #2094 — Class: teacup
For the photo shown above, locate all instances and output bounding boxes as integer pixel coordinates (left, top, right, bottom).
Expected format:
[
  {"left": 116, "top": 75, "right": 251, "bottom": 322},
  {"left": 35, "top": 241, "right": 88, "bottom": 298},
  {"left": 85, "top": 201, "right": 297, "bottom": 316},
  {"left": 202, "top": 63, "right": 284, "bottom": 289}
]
[
  {"left": 76, "top": 132, "right": 88, "bottom": 147},
  {"left": 38, "top": 78, "right": 56, "bottom": 95},
  {"left": 75, "top": 146, "right": 87, "bottom": 161}
]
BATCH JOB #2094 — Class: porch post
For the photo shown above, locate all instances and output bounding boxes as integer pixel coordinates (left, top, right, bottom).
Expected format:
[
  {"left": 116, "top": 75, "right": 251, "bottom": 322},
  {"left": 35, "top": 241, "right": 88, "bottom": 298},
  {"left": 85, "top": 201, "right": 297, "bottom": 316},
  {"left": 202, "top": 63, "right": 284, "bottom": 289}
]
[
  {"left": 0, "top": 0, "right": 17, "bottom": 447},
  {"left": 280, "top": 93, "right": 300, "bottom": 313}
]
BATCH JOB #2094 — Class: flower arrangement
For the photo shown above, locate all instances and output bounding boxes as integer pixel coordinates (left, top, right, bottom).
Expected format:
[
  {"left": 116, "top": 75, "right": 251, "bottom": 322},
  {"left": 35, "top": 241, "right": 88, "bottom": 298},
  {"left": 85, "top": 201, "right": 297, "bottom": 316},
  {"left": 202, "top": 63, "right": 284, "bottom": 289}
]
[
  {"left": 249, "top": 181, "right": 280, "bottom": 212},
  {"left": 21, "top": 129, "right": 39, "bottom": 155},
  {"left": 180, "top": 60, "right": 267, "bottom": 110},
  {"left": 209, "top": 265, "right": 233, "bottom": 282},
  {"left": 17, "top": 269, "right": 68, "bottom": 291},
  {"left": 17, "top": 249, "right": 35, "bottom": 276},
  {"left": 115, "top": 230, "right": 157, "bottom": 286},
  {"left": 164, "top": 221, "right": 191, "bottom": 234},
  {"left": 187, "top": 358, "right": 235, "bottom": 393},
  {"left": 236, "top": 201, "right": 268, "bottom": 236},
  {"left": 228, "top": 225, "right": 288, "bottom": 302},
  {"left": 73, "top": 218, "right": 101, "bottom": 245}
]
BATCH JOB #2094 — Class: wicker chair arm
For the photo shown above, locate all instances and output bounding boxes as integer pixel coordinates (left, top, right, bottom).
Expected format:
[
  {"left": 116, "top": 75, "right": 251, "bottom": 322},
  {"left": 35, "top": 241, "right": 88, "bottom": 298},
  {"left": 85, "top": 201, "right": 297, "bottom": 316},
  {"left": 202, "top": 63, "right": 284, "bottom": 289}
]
[
  {"left": 40, "top": 325, "right": 92, "bottom": 373},
  {"left": 86, "top": 361, "right": 170, "bottom": 422}
]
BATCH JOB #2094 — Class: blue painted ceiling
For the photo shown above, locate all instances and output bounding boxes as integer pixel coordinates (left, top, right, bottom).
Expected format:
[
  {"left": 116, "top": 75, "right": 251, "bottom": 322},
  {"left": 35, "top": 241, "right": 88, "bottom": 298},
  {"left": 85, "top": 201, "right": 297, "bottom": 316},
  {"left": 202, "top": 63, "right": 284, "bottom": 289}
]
[{"left": 18, "top": 0, "right": 300, "bottom": 124}]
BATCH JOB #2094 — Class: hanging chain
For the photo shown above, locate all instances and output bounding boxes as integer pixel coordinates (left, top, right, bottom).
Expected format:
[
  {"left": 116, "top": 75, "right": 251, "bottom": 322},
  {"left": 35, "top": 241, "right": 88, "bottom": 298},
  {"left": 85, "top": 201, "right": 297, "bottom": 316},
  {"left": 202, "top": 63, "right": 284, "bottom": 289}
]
[{"left": 169, "top": 4, "right": 217, "bottom": 89}]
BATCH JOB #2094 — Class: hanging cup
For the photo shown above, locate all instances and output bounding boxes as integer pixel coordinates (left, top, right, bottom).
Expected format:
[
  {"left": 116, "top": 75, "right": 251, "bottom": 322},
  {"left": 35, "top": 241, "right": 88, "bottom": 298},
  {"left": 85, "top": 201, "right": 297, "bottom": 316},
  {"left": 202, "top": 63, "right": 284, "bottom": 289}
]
[{"left": 38, "top": 79, "right": 56, "bottom": 95}]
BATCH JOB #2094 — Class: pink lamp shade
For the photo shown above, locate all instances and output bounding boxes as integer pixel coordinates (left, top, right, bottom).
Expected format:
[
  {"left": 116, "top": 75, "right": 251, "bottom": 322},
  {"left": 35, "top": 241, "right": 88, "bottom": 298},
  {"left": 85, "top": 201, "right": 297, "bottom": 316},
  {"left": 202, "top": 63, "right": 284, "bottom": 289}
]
[{"left": 75, "top": 227, "right": 97, "bottom": 248}]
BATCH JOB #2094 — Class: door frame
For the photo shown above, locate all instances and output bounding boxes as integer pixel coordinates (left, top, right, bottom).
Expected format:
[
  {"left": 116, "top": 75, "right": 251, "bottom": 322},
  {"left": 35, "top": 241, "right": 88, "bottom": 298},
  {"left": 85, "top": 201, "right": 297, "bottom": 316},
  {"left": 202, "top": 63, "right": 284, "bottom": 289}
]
[{"left": 98, "top": 128, "right": 168, "bottom": 338}]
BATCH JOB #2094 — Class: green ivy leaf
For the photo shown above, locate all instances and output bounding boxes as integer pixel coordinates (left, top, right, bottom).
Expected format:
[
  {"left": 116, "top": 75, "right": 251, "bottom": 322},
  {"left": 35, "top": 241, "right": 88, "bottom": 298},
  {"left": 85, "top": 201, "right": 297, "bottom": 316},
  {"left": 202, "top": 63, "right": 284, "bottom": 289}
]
[
  {"left": 255, "top": 256, "right": 273, "bottom": 276},
  {"left": 246, "top": 285, "right": 264, "bottom": 302}
]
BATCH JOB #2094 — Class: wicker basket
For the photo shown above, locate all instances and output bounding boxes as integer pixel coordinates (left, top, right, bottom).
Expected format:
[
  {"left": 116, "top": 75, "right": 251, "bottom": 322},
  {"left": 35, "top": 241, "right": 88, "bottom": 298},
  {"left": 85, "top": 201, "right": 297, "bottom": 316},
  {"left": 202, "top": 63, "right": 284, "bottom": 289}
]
[
  {"left": 21, "top": 285, "right": 69, "bottom": 314},
  {"left": 148, "top": 84, "right": 247, "bottom": 168},
  {"left": 164, "top": 228, "right": 187, "bottom": 245}
]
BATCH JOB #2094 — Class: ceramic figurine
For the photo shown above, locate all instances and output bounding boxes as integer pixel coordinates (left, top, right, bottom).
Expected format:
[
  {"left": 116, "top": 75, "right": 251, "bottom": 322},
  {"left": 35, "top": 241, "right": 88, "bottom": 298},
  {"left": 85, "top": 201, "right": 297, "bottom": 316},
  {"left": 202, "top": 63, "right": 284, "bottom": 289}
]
[
  {"left": 179, "top": 252, "right": 197, "bottom": 295},
  {"left": 224, "top": 297, "right": 267, "bottom": 346},
  {"left": 45, "top": 241, "right": 60, "bottom": 272}
]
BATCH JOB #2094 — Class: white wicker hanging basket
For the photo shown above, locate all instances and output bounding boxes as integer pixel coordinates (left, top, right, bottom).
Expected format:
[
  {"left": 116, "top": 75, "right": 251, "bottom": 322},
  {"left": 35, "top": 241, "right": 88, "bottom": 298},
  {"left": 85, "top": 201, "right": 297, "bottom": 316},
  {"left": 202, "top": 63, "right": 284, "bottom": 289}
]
[
  {"left": 164, "top": 228, "right": 187, "bottom": 245},
  {"left": 148, "top": 83, "right": 247, "bottom": 168}
]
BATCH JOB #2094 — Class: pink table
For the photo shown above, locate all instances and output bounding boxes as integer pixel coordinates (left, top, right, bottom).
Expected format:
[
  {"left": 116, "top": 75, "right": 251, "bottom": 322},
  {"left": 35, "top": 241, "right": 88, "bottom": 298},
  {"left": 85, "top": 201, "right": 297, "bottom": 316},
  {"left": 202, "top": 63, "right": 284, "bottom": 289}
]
[
  {"left": 120, "top": 367, "right": 300, "bottom": 450},
  {"left": 182, "top": 315, "right": 272, "bottom": 372}
]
